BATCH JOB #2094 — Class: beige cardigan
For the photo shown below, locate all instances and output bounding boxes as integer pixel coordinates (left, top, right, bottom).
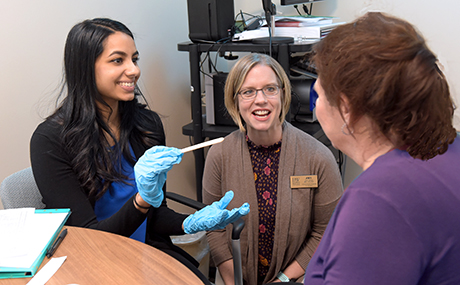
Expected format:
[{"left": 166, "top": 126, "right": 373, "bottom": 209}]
[{"left": 203, "top": 122, "right": 343, "bottom": 284}]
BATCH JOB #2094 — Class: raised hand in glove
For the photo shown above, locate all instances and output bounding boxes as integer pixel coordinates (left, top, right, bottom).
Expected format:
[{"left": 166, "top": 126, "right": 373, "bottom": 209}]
[
  {"left": 134, "top": 146, "right": 183, "bottom": 208},
  {"left": 183, "top": 191, "right": 250, "bottom": 234}
]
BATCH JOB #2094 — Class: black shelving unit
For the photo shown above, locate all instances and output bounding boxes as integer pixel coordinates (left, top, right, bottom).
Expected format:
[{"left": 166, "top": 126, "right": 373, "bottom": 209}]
[{"left": 178, "top": 40, "right": 319, "bottom": 201}]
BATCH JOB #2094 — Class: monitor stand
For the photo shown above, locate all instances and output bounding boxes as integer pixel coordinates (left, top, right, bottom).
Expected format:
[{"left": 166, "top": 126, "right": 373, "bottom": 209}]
[{"left": 252, "top": 36, "right": 294, "bottom": 44}]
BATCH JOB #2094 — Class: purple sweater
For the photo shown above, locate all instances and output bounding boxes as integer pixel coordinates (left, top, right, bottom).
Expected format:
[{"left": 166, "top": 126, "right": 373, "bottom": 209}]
[{"left": 304, "top": 136, "right": 460, "bottom": 284}]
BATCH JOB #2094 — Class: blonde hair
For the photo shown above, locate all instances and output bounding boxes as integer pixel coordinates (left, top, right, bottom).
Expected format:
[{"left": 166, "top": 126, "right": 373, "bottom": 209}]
[{"left": 224, "top": 53, "right": 292, "bottom": 132}]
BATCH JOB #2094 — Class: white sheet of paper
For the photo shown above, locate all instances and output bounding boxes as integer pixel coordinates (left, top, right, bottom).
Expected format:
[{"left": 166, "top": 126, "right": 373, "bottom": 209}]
[
  {"left": 0, "top": 208, "right": 69, "bottom": 268},
  {"left": 0, "top": 208, "right": 35, "bottom": 259},
  {"left": 26, "top": 256, "right": 67, "bottom": 285}
]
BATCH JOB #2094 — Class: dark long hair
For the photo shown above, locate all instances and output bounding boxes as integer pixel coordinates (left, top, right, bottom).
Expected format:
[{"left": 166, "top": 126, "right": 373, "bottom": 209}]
[
  {"left": 313, "top": 12, "right": 456, "bottom": 160},
  {"left": 49, "top": 18, "right": 164, "bottom": 199}
]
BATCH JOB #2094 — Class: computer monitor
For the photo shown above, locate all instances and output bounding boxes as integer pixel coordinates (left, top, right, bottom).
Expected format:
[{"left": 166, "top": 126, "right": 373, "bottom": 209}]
[{"left": 280, "top": 0, "right": 323, "bottom": 6}]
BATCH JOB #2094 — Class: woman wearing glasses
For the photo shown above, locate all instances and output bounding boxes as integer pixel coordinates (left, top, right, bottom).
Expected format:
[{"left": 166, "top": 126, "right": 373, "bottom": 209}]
[{"left": 202, "top": 53, "right": 343, "bottom": 284}]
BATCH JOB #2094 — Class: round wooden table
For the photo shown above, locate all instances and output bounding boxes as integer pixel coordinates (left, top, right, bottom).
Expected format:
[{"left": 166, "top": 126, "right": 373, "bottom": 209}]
[{"left": 0, "top": 226, "right": 204, "bottom": 285}]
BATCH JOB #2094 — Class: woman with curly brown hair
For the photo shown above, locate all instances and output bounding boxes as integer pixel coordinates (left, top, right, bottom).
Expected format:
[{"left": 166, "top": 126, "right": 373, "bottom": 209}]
[{"left": 303, "top": 12, "right": 460, "bottom": 284}]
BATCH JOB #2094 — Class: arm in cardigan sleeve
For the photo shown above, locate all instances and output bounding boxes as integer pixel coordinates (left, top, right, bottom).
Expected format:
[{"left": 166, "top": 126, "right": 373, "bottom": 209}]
[
  {"left": 202, "top": 143, "right": 234, "bottom": 266},
  {"left": 30, "top": 122, "right": 147, "bottom": 237},
  {"left": 295, "top": 144, "right": 343, "bottom": 269}
]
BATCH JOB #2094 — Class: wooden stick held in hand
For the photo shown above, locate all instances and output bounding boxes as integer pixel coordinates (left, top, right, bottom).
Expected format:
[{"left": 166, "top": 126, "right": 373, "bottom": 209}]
[{"left": 180, "top": 137, "right": 225, "bottom": 153}]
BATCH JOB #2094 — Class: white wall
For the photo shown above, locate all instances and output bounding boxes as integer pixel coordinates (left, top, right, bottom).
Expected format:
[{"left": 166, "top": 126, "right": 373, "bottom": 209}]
[
  {"left": 0, "top": 0, "right": 196, "bottom": 212},
  {"left": 1, "top": 0, "right": 459, "bottom": 210}
]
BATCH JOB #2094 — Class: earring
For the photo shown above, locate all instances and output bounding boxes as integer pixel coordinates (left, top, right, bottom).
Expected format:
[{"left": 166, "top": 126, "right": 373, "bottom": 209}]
[{"left": 341, "top": 123, "right": 354, "bottom": 135}]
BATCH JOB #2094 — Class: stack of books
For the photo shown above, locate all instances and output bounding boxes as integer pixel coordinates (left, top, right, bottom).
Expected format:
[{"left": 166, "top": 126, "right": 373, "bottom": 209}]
[
  {"left": 274, "top": 16, "right": 334, "bottom": 27},
  {"left": 233, "top": 16, "right": 344, "bottom": 42}
]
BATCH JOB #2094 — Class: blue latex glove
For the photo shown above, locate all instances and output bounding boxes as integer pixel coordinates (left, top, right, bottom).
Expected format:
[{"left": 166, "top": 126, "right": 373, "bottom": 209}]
[
  {"left": 134, "top": 146, "right": 183, "bottom": 208},
  {"left": 183, "top": 191, "right": 250, "bottom": 234}
]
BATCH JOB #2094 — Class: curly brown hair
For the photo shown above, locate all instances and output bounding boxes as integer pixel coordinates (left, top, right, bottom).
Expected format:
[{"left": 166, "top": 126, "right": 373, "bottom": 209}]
[{"left": 313, "top": 12, "right": 456, "bottom": 160}]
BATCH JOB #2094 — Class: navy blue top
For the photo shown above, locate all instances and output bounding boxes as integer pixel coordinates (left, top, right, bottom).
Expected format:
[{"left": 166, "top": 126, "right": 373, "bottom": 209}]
[
  {"left": 31, "top": 109, "right": 186, "bottom": 240},
  {"left": 95, "top": 145, "right": 146, "bottom": 242}
]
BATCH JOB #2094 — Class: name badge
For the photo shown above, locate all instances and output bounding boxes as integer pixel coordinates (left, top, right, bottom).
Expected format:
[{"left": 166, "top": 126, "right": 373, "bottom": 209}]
[{"left": 290, "top": 175, "right": 318, "bottom": 188}]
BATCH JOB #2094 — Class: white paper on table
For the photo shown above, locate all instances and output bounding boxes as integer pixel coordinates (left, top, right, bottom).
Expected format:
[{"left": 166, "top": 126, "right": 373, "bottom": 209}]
[
  {"left": 26, "top": 256, "right": 67, "bottom": 285},
  {"left": 0, "top": 208, "right": 69, "bottom": 268},
  {"left": 0, "top": 208, "right": 35, "bottom": 259}
]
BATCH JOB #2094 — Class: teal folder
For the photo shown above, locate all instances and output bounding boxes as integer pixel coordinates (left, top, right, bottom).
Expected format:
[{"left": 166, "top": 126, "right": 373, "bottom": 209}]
[{"left": 0, "top": 208, "right": 71, "bottom": 279}]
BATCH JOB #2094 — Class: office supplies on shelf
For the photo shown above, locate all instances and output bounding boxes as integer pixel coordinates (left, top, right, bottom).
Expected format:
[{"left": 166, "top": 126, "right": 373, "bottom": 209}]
[
  {"left": 275, "top": 22, "right": 344, "bottom": 38},
  {"left": 0, "top": 208, "right": 71, "bottom": 279},
  {"left": 46, "top": 229, "right": 67, "bottom": 258},
  {"left": 281, "top": 0, "right": 324, "bottom": 5},
  {"left": 233, "top": 22, "right": 344, "bottom": 41},
  {"left": 273, "top": 16, "right": 333, "bottom": 27},
  {"left": 249, "top": 14, "right": 332, "bottom": 28},
  {"left": 232, "top": 28, "right": 271, "bottom": 41},
  {"left": 181, "top": 137, "right": 224, "bottom": 153}
]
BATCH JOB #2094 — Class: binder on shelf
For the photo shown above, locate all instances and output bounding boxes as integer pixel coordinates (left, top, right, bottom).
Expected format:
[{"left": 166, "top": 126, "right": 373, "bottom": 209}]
[
  {"left": 233, "top": 22, "right": 344, "bottom": 41},
  {"left": 0, "top": 208, "right": 71, "bottom": 279},
  {"left": 273, "top": 22, "right": 344, "bottom": 39},
  {"left": 273, "top": 16, "right": 334, "bottom": 27}
]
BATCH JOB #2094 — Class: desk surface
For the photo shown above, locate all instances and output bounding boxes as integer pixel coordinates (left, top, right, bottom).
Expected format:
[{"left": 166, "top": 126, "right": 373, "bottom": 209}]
[
  {"left": 0, "top": 226, "right": 203, "bottom": 285},
  {"left": 177, "top": 40, "right": 316, "bottom": 54}
]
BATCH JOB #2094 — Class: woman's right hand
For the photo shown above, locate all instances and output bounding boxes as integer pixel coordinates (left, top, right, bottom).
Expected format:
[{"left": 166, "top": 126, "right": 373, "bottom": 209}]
[{"left": 134, "top": 146, "right": 183, "bottom": 207}]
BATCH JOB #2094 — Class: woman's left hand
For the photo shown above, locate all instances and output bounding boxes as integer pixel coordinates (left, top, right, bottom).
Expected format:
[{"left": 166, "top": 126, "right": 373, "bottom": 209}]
[{"left": 183, "top": 191, "right": 250, "bottom": 234}]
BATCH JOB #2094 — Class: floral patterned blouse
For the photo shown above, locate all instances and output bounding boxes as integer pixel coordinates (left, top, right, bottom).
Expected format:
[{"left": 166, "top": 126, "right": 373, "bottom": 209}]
[{"left": 246, "top": 136, "right": 282, "bottom": 283}]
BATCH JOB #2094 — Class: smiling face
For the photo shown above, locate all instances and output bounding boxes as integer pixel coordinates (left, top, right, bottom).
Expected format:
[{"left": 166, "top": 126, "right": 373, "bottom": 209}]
[
  {"left": 237, "top": 64, "right": 283, "bottom": 145},
  {"left": 94, "top": 31, "right": 140, "bottom": 109}
]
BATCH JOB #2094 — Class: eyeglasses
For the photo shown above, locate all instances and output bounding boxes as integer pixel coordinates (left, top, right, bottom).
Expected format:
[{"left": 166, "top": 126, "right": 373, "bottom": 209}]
[{"left": 237, "top": 85, "right": 281, "bottom": 100}]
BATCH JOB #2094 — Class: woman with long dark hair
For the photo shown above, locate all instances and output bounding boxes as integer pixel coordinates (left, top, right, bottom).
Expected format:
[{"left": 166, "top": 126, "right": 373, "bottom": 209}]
[{"left": 30, "top": 18, "right": 248, "bottom": 283}]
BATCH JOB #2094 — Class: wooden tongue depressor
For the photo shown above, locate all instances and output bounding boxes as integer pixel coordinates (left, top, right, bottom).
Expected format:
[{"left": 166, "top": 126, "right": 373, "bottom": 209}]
[{"left": 180, "top": 137, "right": 225, "bottom": 153}]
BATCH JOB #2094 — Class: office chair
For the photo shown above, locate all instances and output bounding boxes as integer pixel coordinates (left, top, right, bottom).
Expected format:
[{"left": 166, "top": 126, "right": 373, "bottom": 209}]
[
  {"left": 0, "top": 167, "right": 45, "bottom": 209},
  {"left": 166, "top": 194, "right": 304, "bottom": 284}
]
